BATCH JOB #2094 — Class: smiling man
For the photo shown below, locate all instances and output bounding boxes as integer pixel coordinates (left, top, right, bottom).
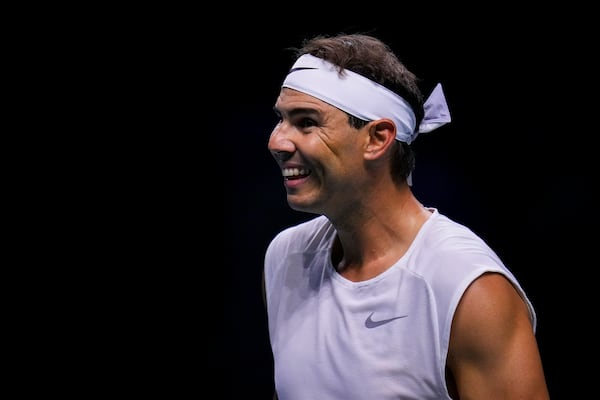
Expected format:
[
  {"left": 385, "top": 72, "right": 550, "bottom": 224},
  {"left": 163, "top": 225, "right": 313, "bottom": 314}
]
[{"left": 262, "top": 33, "right": 550, "bottom": 400}]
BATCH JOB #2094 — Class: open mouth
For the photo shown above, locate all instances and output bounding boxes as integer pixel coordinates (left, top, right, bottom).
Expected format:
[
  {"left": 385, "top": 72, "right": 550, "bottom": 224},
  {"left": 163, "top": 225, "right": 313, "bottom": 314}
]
[{"left": 282, "top": 167, "right": 311, "bottom": 180}]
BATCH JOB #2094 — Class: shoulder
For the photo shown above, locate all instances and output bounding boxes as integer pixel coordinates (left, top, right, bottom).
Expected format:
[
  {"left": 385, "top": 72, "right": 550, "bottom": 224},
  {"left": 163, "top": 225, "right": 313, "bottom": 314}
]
[
  {"left": 411, "top": 209, "right": 504, "bottom": 275},
  {"left": 446, "top": 272, "right": 544, "bottom": 397},
  {"left": 421, "top": 210, "right": 492, "bottom": 253},
  {"left": 408, "top": 210, "right": 536, "bottom": 328},
  {"left": 453, "top": 272, "right": 534, "bottom": 337},
  {"left": 266, "top": 215, "right": 333, "bottom": 256}
]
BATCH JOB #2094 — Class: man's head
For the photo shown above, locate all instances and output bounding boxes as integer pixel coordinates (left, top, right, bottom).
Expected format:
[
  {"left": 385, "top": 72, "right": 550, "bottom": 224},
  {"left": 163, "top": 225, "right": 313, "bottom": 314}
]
[{"left": 268, "top": 33, "right": 449, "bottom": 215}]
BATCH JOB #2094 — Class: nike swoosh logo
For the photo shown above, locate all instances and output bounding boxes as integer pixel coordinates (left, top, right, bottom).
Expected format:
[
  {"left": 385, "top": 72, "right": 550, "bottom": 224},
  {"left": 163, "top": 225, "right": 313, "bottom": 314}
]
[{"left": 364, "top": 312, "right": 408, "bottom": 328}]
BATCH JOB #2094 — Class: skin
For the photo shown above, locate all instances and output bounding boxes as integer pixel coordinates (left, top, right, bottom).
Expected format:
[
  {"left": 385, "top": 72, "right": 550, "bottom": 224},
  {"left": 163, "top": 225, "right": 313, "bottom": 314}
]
[{"left": 267, "top": 88, "right": 550, "bottom": 399}]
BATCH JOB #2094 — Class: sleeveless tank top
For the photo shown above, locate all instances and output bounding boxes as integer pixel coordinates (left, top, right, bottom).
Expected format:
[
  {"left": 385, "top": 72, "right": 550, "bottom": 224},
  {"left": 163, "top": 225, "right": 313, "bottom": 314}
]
[{"left": 264, "top": 208, "right": 536, "bottom": 400}]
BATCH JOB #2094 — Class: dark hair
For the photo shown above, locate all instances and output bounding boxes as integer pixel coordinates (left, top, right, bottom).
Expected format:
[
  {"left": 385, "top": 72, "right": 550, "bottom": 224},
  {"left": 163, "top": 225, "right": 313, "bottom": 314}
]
[{"left": 293, "top": 33, "right": 424, "bottom": 185}]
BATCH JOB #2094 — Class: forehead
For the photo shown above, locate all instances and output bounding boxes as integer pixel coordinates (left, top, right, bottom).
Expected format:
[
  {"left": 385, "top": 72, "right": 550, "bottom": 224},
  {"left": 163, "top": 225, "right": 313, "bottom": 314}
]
[{"left": 275, "top": 88, "right": 339, "bottom": 115}]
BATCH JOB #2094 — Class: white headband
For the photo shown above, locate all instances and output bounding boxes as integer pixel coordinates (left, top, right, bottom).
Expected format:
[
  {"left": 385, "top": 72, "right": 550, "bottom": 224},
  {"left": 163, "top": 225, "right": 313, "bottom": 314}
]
[{"left": 282, "top": 54, "right": 451, "bottom": 144}]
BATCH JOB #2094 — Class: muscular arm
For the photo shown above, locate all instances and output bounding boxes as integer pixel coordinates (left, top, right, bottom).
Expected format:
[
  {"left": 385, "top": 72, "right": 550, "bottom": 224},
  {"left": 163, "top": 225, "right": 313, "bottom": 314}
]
[{"left": 446, "top": 272, "right": 550, "bottom": 399}]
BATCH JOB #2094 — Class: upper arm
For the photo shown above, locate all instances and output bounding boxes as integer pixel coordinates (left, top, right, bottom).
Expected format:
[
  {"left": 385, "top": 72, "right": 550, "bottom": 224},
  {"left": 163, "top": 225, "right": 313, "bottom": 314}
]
[{"left": 446, "top": 272, "right": 550, "bottom": 399}]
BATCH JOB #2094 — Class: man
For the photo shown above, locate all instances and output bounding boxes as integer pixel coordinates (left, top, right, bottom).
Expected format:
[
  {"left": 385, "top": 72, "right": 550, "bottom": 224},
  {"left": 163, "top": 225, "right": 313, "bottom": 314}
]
[{"left": 263, "top": 33, "right": 549, "bottom": 399}]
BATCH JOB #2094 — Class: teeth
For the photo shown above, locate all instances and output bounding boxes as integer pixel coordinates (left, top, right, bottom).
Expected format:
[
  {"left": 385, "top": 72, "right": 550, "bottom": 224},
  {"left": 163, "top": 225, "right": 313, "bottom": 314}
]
[{"left": 282, "top": 168, "right": 310, "bottom": 177}]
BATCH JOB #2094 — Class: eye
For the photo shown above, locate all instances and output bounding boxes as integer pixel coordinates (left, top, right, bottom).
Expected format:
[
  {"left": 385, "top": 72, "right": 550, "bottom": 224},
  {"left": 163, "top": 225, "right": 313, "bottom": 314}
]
[{"left": 297, "top": 117, "right": 317, "bottom": 129}]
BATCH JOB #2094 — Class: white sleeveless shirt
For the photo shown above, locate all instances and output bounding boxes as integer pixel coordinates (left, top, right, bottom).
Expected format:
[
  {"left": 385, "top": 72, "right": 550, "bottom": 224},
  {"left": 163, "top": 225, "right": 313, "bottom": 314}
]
[{"left": 264, "top": 208, "right": 536, "bottom": 400}]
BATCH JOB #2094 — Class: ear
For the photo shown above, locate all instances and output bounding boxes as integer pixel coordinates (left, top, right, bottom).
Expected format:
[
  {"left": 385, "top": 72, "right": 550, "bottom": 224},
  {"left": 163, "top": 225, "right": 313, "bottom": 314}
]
[{"left": 364, "top": 118, "right": 396, "bottom": 160}]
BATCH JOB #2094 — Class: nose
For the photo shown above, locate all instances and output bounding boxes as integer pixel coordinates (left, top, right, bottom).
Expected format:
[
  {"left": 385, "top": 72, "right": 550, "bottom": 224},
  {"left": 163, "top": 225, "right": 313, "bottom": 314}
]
[{"left": 268, "top": 123, "right": 295, "bottom": 162}]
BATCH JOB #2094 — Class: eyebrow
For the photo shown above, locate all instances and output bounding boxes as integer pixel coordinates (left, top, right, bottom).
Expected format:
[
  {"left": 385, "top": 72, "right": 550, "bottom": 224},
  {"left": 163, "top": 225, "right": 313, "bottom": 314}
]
[{"left": 273, "top": 106, "right": 321, "bottom": 119}]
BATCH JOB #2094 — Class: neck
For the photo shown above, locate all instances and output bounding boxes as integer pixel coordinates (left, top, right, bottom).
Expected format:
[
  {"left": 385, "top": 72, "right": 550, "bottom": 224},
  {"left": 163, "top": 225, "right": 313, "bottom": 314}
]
[{"left": 330, "top": 187, "right": 432, "bottom": 282}]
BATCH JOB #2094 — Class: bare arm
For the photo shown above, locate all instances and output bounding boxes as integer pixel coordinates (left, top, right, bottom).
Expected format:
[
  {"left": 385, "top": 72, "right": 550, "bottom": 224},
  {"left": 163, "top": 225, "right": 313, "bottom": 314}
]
[{"left": 446, "top": 272, "right": 550, "bottom": 399}]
